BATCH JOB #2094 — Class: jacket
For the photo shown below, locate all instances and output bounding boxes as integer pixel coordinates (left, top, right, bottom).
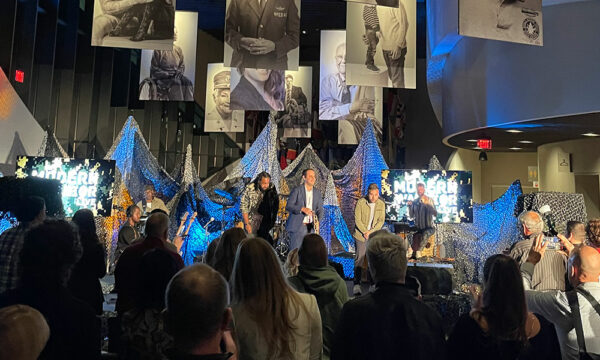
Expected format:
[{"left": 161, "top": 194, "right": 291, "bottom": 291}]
[
  {"left": 136, "top": 197, "right": 170, "bottom": 216},
  {"left": 230, "top": 75, "right": 275, "bottom": 111},
  {"left": 286, "top": 185, "right": 324, "bottom": 234},
  {"left": 353, "top": 198, "right": 386, "bottom": 242},
  {"left": 289, "top": 265, "right": 349, "bottom": 360},
  {"left": 257, "top": 185, "right": 280, "bottom": 241},
  {"left": 225, "top": 0, "right": 300, "bottom": 70}
]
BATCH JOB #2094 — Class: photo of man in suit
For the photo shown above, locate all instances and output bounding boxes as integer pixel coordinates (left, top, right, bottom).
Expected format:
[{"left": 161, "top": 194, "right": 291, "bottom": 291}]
[
  {"left": 285, "top": 74, "right": 307, "bottom": 106},
  {"left": 286, "top": 169, "right": 324, "bottom": 251},
  {"left": 225, "top": 0, "right": 301, "bottom": 70}
]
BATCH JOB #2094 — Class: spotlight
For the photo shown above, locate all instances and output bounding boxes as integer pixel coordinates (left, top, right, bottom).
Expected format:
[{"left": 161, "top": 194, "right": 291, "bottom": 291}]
[{"left": 479, "top": 151, "right": 488, "bottom": 161}]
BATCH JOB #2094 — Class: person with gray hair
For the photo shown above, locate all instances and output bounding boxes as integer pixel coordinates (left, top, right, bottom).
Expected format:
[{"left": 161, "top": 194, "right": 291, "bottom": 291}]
[
  {"left": 509, "top": 210, "right": 568, "bottom": 291},
  {"left": 164, "top": 264, "right": 237, "bottom": 359},
  {"left": 331, "top": 232, "right": 445, "bottom": 359}
]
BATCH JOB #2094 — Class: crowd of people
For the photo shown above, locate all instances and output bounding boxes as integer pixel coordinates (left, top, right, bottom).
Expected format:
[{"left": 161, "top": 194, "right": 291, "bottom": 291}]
[{"left": 1, "top": 193, "right": 600, "bottom": 359}]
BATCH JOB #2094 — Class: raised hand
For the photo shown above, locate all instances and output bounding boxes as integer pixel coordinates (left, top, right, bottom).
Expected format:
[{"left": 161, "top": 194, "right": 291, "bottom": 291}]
[{"left": 526, "top": 234, "right": 548, "bottom": 265}]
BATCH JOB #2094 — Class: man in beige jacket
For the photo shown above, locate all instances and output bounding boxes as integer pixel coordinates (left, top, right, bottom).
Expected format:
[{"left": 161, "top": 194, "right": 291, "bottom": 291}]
[
  {"left": 353, "top": 183, "right": 386, "bottom": 295},
  {"left": 136, "top": 184, "right": 169, "bottom": 216}
]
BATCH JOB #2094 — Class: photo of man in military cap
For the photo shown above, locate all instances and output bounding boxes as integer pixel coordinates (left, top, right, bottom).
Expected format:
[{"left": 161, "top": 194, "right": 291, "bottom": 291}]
[{"left": 204, "top": 63, "right": 245, "bottom": 133}]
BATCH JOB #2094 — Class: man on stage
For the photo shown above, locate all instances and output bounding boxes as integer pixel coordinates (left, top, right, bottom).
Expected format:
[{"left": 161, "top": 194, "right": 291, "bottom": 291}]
[
  {"left": 240, "top": 172, "right": 279, "bottom": 244},
  {"left": 353, "top": 183, "right": 386, "bottom": 295},
  {"left": 136, "top": 184, "right": 169, "bottom": 216},
  {"left": 286, "top": 169, "right": 324, "bottom": 251},
  {"left": 407, "top": 183, "right": 437, "bottom": 259}
]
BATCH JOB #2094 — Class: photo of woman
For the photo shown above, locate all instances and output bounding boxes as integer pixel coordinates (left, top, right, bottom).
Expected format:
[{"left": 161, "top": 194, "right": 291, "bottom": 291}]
[{"left": 230, "top": 68, "right": 285, "bottom": 111}]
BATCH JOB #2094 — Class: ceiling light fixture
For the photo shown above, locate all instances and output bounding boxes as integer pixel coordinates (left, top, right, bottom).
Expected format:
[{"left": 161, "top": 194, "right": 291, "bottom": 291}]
[
  {"left": 466, "top": 139, "right": 478, "bottom": 142},
  {"left": 478, "top": 151, "right": 488, "bottom": 161},
  {"left": 506, "top": 129, "right": 523, "bottom": 133},
  {"left": 509, "top": 147, "right": 522, "bottom": 150},
  {"left": 518, "top": 140, "right": 534, "bottom": 144},
  {"left": 582, "top": 133, "right": 600, "bottom": 137}
]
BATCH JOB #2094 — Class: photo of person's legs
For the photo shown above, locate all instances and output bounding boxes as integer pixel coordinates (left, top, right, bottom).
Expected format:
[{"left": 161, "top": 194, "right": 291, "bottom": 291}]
[
  {"left": 364, "top": 27, "right": 379, "bottom": 72},
  {"left": 383, "top": 47, "right": 406, "bottom": 88}
]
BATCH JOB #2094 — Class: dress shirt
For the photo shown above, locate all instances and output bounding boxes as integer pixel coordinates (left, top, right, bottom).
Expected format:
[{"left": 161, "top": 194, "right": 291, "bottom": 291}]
[{"left": 304, "top": 187, "right": 314, "bottom": 224}]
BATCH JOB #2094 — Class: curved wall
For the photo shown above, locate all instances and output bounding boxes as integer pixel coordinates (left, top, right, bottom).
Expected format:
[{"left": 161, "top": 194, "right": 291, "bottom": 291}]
[{"left": 441, "top": 1, "right": 600, "bottom": 138}]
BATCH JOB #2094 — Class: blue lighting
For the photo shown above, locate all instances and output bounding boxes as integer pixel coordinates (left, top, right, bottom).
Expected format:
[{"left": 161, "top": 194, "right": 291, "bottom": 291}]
[{"left": 0, "top": 212, "right": 18, "bottom": 234}]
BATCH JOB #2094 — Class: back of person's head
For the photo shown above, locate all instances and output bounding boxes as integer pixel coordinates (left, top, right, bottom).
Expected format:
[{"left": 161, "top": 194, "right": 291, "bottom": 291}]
[
  {"left": 210, "top": 227, "right": 246, "bottom": 280},
  {"left": 405, "top": 275, "right": 422, "bottom": 299},
  {"left": 20, "top": 219, "right": 82, "bottom": 289},
  {"left": 137, "top": 248, "right": 180, "bottom": 309},
  {"left": 231, "top": 237, "right": 303, "bottom": 358},
  {"left": 14, "top": 196, "right": 45, "bottom": 224},
  {"left": 145, "top": 212, "right": 169, "bottom": 240},
  {"left": 71, "top": 208, "right": 98, "bottom": 246},
  {"left": 568, "top": 246, "right": 600, "bottom": 286},
  {"left": 204, "top": 238, "right": 220, "bottom": 265},
  {"left": 149, "top": 208, "right": 168, "bottom": 216},
  {"left": 367, "top": 232, "right": 407, "bottom": 284},
  {"left": 566, "top": 221, "right": 586, "bottom": 245},
  {"left": 0, "top": 305, "right": 50, "bottom": 360},
  {"left": 518, "top": 211, "right": 543, "bottom": 238},
  {"left": 299, "top": 233, "right": 328, "bottom": 268},
  {"left": 284, "top": 248, "right": 299, "bottom": 277},
  {"left": 165, "top": 264, "right": 230, "bottom": 352},
  {"left": 480, "top": 254, "right": 527, "bottom": 344},
  {"left": 586, "top": 218, "right": 600, "bottom": 247}
]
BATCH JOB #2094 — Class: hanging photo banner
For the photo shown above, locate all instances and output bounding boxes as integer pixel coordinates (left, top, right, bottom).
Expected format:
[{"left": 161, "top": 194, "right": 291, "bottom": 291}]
[
  {"left": 273, "top": 66, "right": 313, "bottom": 138},
  {"left": 230, "top": 68, "right": 285, "bottom": 111},
  {"left": 345, "top": 0, "right": 399, "bottom": 7},
  {"left": 346, "top": 0, "right": 416, "bottom": 89},
  {"left": 91, "top": 0, "right": 176, "bottom": 50},
  {"left": 204, "top": 63, "right": 245, "bottom": 133},
  {"left": 459, "top": 0, "right": 543, "bottom": 46},
  {"left": 224, "top": 0, "right": 301, "bottom": 71},
  {"left": 139, "top": 11, "right": 198, "bottom": 101},
  {"left": 319, "top": 30, "right": 383, "bottom": 145}
]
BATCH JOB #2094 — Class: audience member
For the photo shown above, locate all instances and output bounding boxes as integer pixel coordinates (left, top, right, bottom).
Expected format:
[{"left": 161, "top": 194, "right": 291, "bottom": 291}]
[
  {"left": 0, "top": 219, "right": 100, "bottom": 359},
  {"left": 115, "top": 204, "right": 142, "bottom": 262},
  {"left": 405, "top": 275, "right": 422, "bottom": 300},
  {"left": 587, "top": 218, "right": 600, "bottom": 252},
  {"left": 566, "top": 220, "right": 586, "bottom": 246},
  {"left": 115, "top": 212, "right": 184, "bottom": 315},
  {"left": 447, "top": 254, "right": 541, "bottom": 360},
  {"left": 289, "top": 233, "right": 349, "bottom": 360},
  {"left": 522, "top": 235, "right": 600, "bottom": 359},
  {"left": 204, "top": 237, "right": 220, "bottom": 265},
  {"left": 509, "top": 211, "right": 567, "bottom": 291},
  {"left": 164, "top": 264, "right": 237, "bottom": 360},
  {"left": 69, "top": 208, "right": 106, "bottom": 315},
  {"left": 122, "top": 248, "right": 180, "bottom": 360},
  {"left": 0, "top": 304, "right": 50, "bottom": 360},
  {"left": 230, "top": 237, "right": 322, "bottom": 360},
  {"left": 209, "top": 227, "right": 246, "bottom": 281},
  {"left": 0, "top": 196, "right": 46, "bottom": 294},
  {"left": 284, "top": 248, "right": 300, "bottom": 277},
  {"left": 331, "top": 231, "right": 445, "bottom": 359}
]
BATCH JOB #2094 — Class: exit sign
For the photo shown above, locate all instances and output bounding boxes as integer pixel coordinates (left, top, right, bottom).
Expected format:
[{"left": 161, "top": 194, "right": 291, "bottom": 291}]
[
  {"left": 477, "top": 139, "right": 492, "bottom": 150},
  {"left": 15, "top": 70, "right": 25, "bottom": 83}
]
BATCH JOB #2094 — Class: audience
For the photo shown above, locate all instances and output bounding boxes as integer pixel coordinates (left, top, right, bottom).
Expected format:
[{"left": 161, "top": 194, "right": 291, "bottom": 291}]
[
  {"left": 230, "top": 237, "right": 322, "bottom": 360},
  {"left": 566, "top": 220, "right": 586, "bottom": 246},
  {"left": 69, "top": 208, "right": 106, "bottom": 315},
  {"left": 122, "top": 248, "right": 181, "bottom": 360},
  {"left": 115, "top": 212, "right": 184, "bottom": 315},
  {"left": 447, "top": 254, "right": 541, "bottom": 360},
  {"left": 587, "top": 218, "right": 600, "bottom": 252},
  {"left": 0, "top": 304, "right": 50, "bottom": 360},
  {"left": 284, "top": 248, "right": 300, "bottom": 277},
  {"left": 0, "top": 219, "right": 100, "bottom": 359},
  {"left": 522, "top": 235, "right": 600, "bottom": 359},
  {"left": 509, "top": 211, "right": 567, "bottom": 291},
  {"left": 331, "top": 231, "right": 445, "bottom": 359},
  {"left": 164, "top": 264, "right": 237, "bottom": 360},
  {"left": 116, "top": 204, "right": 142, "bottom": 262},
  {"left": 209, "top": 227, "right": 246, "bottom": 281},
  {"left": 204, "top": 236, "right": 220, "bottom": 265},
  {"left": 288, "top": 234, "right": 348, "bottom": 360},
  {"left": 0, "top": 196, "right": 46, "bottom": 294}
]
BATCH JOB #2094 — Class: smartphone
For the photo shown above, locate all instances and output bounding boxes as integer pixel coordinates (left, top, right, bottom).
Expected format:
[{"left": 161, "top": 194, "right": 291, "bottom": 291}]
[{"left": 544, "top": 236, "right": 561, "bottom": 250}]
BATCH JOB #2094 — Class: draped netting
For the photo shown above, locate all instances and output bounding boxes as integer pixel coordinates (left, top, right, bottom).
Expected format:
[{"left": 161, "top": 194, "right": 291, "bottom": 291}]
[
  {"left": 332, "top": 118, "right": 389, "bottom": 250},
  {"left": 37, "top": 129, "right": 69, "bottom": 158}
]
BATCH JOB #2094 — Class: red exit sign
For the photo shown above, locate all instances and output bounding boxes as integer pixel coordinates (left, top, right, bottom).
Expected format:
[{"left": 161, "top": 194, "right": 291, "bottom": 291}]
[
  {"left": 477, "top": 139, "right": 492, "bottom": 150},
  {"left": 15, "top": 70, "right": 25, "bottom": 83}
]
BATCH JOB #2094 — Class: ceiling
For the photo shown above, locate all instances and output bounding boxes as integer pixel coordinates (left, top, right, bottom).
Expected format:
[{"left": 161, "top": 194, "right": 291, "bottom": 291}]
[{"left": 445, "top": 113, "right": 600, "bottom": 152}]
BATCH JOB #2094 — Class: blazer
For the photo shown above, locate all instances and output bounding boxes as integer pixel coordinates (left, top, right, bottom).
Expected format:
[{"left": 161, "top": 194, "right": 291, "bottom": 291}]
[
  {"left": 286, "top": 185, "right": 324, "bottom": 233},
  {"left": 231, "top": 76, "right": 274, "bottom": 111},
  {"left": 225, "top": 0, "right": 300, "bottom": 70},
  {"left": 353, "top": 197, "right": 386, "bottom": 242}
]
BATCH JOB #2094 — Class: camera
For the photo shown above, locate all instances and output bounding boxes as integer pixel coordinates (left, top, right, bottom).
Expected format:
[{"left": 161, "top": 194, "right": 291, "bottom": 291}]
[{"left": 544, "top": 236, "right": 561, "bottom": 250}]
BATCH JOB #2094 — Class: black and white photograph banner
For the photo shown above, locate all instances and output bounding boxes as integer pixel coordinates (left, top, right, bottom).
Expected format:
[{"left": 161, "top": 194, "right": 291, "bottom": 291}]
[
  {"left": 230, "top": 68, "right": 286, "bottom": 111},
  {"left": 459, "top": 0, "right": 543, "bottom": 46},
  {"left": 346, "top": 1, "right": 416, "bottom": 89},
  {"left": 319, "top": 30, "right": 383, "bottom": 145},
  {"left": 139, "top": 11, "right": 197, "bottom": 101},
  {"left": 204, "top": 63, "right": 245, "bottom": 133},
  {"left": 91, "top": 0, "right": 176, "bottom": 50},
  {"left": 224, "top": 0, "right": 301, "bottom": 71},
  {"left": 273, "top": 66, "right": 313, "bottom": 138},
  {"left": 345, "top": 0, "right": 400, "bottom": 8}
]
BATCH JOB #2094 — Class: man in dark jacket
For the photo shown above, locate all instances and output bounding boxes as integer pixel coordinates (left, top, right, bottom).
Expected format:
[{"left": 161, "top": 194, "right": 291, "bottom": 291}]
[
  {"left": 225, "top": 0, "right": 300, "bottom": 70},
  {"left": 289, "top": 234, "right": 349, "bottom": 360},
  {"left": 331, "top": 231, "right": 446, "bottom": 360}
]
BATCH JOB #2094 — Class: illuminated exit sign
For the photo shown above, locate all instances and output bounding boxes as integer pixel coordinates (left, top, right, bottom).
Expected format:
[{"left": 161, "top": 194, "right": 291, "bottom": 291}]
[{"left": 477, "top": 139, "right": 492, "bottom": 150}]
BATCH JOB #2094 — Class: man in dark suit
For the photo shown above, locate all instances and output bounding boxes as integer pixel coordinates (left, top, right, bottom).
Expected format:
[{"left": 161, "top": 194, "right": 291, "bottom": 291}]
[
  {"left": 286, "top": 169, "right": 324, "bottom": 251},
  {"left": 331, "top": 231, "right": 446, "bottom": 360},
  {"left": 225, "top": 0, "right": 300, "bottom": 70},
  {"left": 285, "top": 74, "right": 307, "bottom": 106}
]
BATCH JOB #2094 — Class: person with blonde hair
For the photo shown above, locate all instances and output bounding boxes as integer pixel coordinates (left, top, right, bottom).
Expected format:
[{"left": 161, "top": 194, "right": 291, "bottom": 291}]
[{"left": 230, "top": 237, "right": 322, "bottom": 359}]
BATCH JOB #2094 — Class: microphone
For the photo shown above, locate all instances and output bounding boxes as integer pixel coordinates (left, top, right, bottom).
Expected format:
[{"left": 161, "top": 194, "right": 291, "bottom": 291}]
[
  {"left": 539, "top": 205, "right": 558, "bottom": 236},
  {"left": 204, "top": 217, "right": 215, "bottom": 230}
]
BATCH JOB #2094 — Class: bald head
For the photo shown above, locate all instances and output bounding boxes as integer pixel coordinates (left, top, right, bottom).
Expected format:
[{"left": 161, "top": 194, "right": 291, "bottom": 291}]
[
  {"left": 145, "top": 212, "right": 169, "bottom": 240},
  {"left": 165, "top": 264, "right": 229, "bottom": 351},
  {"left": 569, "top": 246, "right": 600, "bottom": 286},
  {"left": 0, "top": 305, "right": 49, "bottom": 360}
]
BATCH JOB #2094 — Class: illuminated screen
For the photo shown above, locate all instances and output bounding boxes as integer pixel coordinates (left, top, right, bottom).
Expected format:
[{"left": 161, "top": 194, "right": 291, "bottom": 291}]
[
  {"left": 381, "top": 169, "right": 473, "bottom": 223},
  {"left": 15, "top": 156, "right": 116, "bottom": 217}
]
